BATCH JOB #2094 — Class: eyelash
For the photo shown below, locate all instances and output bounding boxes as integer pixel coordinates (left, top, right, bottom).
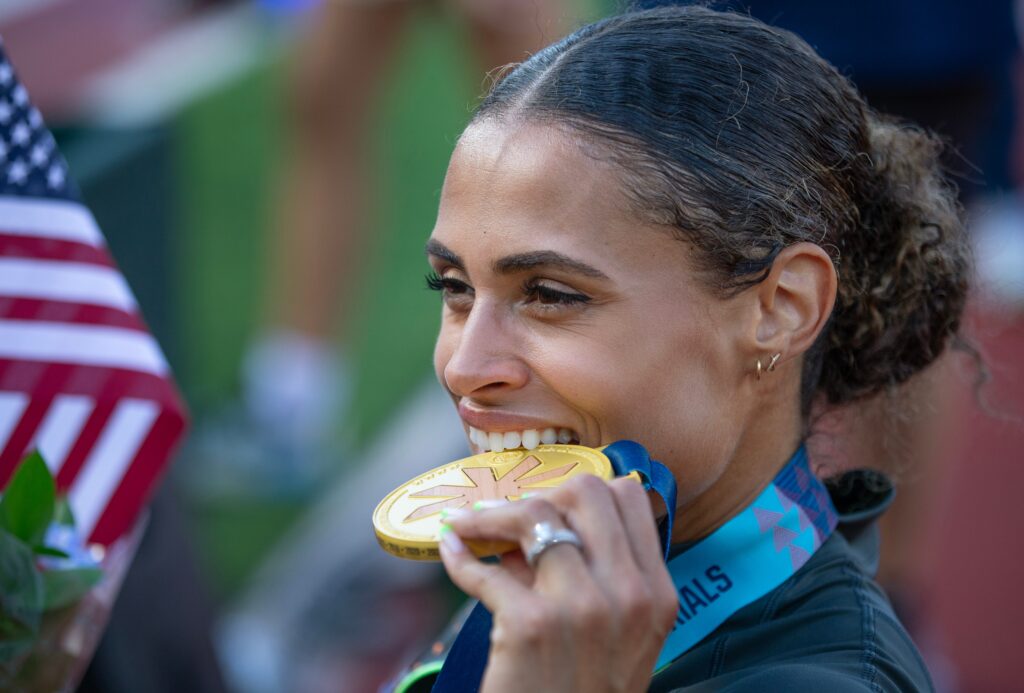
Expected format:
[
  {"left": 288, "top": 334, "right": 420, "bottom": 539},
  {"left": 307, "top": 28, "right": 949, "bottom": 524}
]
[
  {"left": 424, "top": 272, "right": 591, "bottom": 306},
  {"left": 425, "top": 272, "right": 469, "bottom": 295},
  {"left": 523, "top": 280, "right": 591, "bottom": 306}
]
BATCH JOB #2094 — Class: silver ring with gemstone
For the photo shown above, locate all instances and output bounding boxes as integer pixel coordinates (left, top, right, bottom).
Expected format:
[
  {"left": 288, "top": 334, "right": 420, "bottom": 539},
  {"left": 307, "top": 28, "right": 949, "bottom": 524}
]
[{"left": 524, "top": 521, "right": 584, "bottom": 568}]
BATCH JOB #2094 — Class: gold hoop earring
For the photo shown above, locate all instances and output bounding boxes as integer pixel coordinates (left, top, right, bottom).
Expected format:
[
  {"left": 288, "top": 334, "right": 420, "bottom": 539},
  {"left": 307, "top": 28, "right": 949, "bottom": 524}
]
[{"left": 756, "top": 353, "right": 781, "bottom": 380}]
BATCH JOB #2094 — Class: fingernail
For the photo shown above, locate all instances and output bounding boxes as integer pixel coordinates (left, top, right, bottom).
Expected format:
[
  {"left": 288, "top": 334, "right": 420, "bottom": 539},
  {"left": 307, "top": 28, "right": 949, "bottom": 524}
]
[
  {"left": 472, "top": 499, "right": 508, "bottom": 511},
  {"left": 440, "top": 507, "right": 469, "bottom": 523},
  {"left": 439, "top": 525, "right": 465, "bottom": 554}
]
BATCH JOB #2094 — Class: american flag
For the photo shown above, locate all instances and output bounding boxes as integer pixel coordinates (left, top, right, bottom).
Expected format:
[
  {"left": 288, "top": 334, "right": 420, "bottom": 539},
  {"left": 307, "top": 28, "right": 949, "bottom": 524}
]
[{"left": 0, "top": 41, "right": 187, "bottom": 546}]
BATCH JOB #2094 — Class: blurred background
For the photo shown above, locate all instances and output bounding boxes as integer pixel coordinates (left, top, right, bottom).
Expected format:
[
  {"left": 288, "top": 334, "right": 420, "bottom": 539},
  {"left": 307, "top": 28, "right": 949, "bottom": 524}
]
[{"left": 1, "top": 0, "right": 1022, "bottom": 691}]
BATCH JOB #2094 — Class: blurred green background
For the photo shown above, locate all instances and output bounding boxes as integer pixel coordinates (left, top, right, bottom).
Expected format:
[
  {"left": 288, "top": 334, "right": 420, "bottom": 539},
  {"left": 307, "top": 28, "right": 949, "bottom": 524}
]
[
  {"left": 176, "top": 15, "right": 484, "bottom": 598},
  {"left": 179, "top": 16, "right": 475, "bottom": 437}
]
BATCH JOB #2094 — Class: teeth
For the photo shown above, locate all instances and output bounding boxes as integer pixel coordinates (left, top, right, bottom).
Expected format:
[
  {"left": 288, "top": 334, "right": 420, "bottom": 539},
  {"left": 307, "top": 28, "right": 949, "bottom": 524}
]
[
  {"left": 488, "top": 432, "right": 505, "bottom": 453},
  {"left": 468, "top": 426, "right": 578, "bottom": 452}
]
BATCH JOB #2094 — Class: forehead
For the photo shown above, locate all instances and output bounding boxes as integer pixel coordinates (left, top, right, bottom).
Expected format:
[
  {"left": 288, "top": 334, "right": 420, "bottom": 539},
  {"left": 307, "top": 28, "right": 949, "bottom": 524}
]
[{"left": 433, "top": 120, "right": 636, "bottom": 251}]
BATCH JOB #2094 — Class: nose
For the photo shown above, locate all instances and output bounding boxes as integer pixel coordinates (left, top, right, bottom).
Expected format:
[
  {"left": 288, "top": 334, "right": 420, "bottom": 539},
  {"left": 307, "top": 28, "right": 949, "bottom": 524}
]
[{"left": 441, "top": 302, "right": 530, "bottom": 399}]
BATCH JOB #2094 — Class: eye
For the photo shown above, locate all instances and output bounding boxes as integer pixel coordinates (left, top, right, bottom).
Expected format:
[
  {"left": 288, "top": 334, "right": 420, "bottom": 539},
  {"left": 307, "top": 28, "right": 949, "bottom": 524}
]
[
  {"left": 426, "top": 271, "right": 473, "bottom": 309},
  {"left": 523, "top": 280, "right": 591, "bottom": 307}
]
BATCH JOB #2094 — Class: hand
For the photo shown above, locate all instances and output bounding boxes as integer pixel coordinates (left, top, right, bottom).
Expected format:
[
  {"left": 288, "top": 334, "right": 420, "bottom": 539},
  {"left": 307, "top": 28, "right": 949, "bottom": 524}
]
[{"left": 439, "top": 475, "right": 679, "bottom": 693}]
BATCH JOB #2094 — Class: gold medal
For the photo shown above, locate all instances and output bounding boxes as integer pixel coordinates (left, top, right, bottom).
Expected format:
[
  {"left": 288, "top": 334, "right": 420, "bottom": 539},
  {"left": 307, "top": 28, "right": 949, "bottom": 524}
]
[{"left": 373, "top": 444, "right": 633, "bottom": 561}]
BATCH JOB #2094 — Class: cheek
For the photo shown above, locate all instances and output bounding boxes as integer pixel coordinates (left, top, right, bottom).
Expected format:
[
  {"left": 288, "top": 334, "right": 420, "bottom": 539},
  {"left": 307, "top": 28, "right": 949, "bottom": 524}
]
[
  {"left": 519, "top": 332, "right": 612, "bottom": 406},
  {"left": 595, "top": 317, "right": 741, "bottom": 488}
]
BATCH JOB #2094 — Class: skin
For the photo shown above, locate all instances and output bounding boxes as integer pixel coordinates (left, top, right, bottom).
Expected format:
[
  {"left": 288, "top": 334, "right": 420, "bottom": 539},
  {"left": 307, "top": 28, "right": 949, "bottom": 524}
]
[{"left": 428, "top": 119, "right": 837, "bottom": 692}]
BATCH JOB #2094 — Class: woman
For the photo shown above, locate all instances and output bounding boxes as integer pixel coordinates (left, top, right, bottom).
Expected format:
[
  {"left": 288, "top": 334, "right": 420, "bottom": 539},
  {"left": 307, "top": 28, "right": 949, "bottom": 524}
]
[{"left": 404, "top": 5, "right": 967, "bottom": 691}]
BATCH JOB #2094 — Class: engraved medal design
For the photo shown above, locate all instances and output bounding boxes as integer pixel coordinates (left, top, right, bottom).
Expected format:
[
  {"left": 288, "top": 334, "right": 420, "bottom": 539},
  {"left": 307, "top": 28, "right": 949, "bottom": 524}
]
[{"left": 373, "top": 445, "right": 615, "bottom": 561}]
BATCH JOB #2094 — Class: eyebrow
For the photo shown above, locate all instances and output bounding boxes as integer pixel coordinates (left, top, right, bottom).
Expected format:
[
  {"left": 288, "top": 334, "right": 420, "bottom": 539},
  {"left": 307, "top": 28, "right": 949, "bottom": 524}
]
[
  {"left": 494, "top": 251, "right": 609, "bottom": 279},
  {"left": 426, "top": 239, "right": 609, "bottom": 280},
  {"left": 425, "top": 239, "right": 464, "bottom": 269}
]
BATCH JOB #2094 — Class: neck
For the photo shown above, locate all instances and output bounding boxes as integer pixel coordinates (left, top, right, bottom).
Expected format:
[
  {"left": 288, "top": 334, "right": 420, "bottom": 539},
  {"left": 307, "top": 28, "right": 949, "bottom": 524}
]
[{"left": 670, "top": 430, "right": 804, "bottom": 545}]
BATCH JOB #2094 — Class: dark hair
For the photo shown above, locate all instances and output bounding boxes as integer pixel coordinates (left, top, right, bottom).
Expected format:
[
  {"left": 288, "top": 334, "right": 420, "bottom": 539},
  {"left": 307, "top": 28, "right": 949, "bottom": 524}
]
[{"left": 471, "top": 6, "right": 970, "bottom": 411}]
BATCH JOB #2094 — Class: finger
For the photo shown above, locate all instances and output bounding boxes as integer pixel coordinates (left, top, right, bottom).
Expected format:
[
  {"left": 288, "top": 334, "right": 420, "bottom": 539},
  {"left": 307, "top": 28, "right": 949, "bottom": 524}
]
[
  {"left": 438, "top": 527, "right": 531, "bottom": 611},
  {"left": 559, "top": 476, "right": 670, "bottom": 630},
  {"left": 444, "top": 498, "right": 590, "bottom": 582},
  {"left": 547, "top": 475, "right": 636, "bottom": 584},
  {"left": 608, "top": 479, "right": 679, "bottom": 637},
  {"left": 607, "top": 477, "right": 668, "bottom": 578},
  {"left": 499, "top": 549, "right": 534, "bottom": 587}
]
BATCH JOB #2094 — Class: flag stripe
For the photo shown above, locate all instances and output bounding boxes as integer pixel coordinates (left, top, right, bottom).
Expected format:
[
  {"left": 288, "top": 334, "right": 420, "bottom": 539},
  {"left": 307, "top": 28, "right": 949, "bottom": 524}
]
[
  {"left": 0, "top": 197, "right": 103, "bottom": 246},
  {"left": 0, "top": 232, "right": 113, "bottom": 267},
  {"left": 0, "top": 360, "right": 179, "bottom": 404},
  {"left": 0, "top": 320, "right": 168, "bottom": 375},
  {"left": 89, "top": 409, "right": 186, "bottom": 546},
  {"left": 0, "top": 357, "right": 48, "bottom": 394},
  {"left": 31, "top": 394, "right": 94, "bottom": 473},
  {"left": 0, "top": 391, "right": 29, "bottom": 452},
  {"left": 69, "top": 398, "right": 159, "bottom": 538},
  {"left": 56, "top": 397, "right": 116, "bottom": 489},
  {"left": 0, "top": 258, "right": 137, "bottom": 311},
  {"left": 0, "top": 297, "right": 145, "bottom": 331},
  {"left": 0, "top": 362, "right": 77, "bottom": 483}
]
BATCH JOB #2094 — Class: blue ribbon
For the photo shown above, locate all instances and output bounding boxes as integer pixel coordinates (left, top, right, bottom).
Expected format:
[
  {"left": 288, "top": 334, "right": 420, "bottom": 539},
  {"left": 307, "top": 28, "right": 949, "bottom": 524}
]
[{"left": 603, "top": 440, "right": 678, "bottom": 560}]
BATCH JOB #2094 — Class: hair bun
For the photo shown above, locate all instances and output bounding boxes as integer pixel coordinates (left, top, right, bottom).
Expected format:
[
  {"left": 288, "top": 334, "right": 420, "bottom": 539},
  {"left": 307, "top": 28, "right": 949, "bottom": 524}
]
[{"left": 819, "top": 115, "right": 971, "bottom": 404}]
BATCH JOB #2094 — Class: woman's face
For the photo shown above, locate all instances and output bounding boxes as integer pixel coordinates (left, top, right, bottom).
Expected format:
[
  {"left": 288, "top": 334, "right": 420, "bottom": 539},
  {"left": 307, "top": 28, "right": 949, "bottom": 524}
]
[{"left": 428, "top": 121, "right": 764, "bottom": 515}]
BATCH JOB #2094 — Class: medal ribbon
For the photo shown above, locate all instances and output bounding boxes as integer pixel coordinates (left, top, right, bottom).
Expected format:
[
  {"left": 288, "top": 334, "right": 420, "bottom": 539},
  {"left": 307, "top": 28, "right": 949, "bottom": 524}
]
[
  {"left": 654, "top": 445, "right": 837, "bottom": 670},
  {"left": 426, "top": 444, "right": 836, "bottom": 692}
]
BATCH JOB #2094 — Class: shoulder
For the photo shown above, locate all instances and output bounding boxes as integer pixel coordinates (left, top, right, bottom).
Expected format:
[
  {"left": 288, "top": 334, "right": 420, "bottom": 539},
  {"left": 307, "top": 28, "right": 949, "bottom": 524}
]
[{"left": 651, "top": 531, "right": 934, "bottom": 692}]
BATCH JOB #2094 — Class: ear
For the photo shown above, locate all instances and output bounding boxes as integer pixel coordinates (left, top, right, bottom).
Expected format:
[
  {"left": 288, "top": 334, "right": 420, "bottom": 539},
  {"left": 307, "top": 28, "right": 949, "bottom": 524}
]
[{"left": 749, "top": 242, "right": 837, "bottom": 367}]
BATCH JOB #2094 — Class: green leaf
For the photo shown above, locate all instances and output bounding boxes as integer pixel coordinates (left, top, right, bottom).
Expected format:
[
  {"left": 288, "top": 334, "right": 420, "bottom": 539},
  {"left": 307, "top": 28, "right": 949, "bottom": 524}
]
[
  {"left": 0, "top": 451, "right": 56, "bottom": 547},
  {"left": 41, "top": 568, "right": 102, "bottom": 611},
  {"left": 0, "top": 528, "right": 43, "bottom": 645},
  {"left": 0, "top": 616, "right": 35, "bottom": 656},
  {"left": 31, "top": 545, "right": 69, "bottom": 560},
  {"left": 53, "top": 497, "right": 75, "bottom": 528}
]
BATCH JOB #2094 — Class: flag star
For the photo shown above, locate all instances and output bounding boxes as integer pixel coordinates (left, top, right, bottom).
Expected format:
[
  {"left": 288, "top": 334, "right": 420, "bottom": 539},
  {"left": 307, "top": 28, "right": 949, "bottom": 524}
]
[
  {"left": 0, "top": 141, "right": 7, "bottom": 162},
  {"left": 47, "top": 163, "right": 65, "bottom": 189},
  {"left": 30, "top": 143, "right": 48, "bottom": 167},
  {"left": 27, "top": 108, "right": 42, "bottom": 129},
  {"left": 0, "top": 101, "right": 11, "bottom": 124},
  {"left": 11, "top": 121, "right": 30, "bottom": 146},
  {"left": 8, "top": 159, "right": 27, "bottom": 184},
  {"left": 12, "top": 84, "right": 28, "bottom": 106},
  {"left": 0, "top": 63, "right": 11, "bottom": 85}
]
